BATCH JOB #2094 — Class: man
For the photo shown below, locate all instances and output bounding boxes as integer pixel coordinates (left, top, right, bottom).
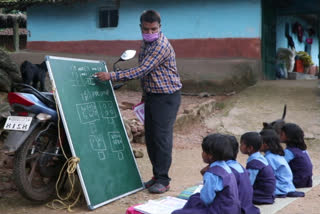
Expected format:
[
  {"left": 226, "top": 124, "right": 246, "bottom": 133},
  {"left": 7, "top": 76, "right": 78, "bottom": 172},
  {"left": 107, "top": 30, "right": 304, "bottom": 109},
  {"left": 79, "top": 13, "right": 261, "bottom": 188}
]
[{"left": 96, "top": 10, "right": 182, "bottom": 193}]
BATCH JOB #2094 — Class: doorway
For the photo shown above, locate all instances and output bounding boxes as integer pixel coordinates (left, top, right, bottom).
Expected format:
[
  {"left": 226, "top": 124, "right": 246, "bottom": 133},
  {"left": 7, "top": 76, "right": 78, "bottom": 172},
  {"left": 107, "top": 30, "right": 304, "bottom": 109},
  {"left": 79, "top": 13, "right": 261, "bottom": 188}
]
[{"left": 261, "top": 0, "right": 320, "bottom": 80}]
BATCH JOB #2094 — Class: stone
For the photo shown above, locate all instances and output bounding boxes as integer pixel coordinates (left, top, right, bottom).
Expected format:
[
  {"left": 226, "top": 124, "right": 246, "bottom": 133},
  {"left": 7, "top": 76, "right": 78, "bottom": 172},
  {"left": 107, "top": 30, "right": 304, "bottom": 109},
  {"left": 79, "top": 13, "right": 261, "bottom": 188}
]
[
  {"left": 0, "top": 70, "right": 11, "bottom": 92},
  {"left": 133, "top": 135, "right": 145, "bottom": 144},
  {"left": 0, "top": 49, "right": 20, "bottom": 75},
  {"left": 0, "top": 49, "right": 22, "bottom": 92},
  {"left": 120, "top": 101, "right": 134, "bottom": 110},
  {"left": 199, "top": 92, "right": 210, "bottom": 97},
  {"left": 123, "top": 118, "right": 133, "bottom": 142},
  {"left": 133, "top": 149, "right": 143, "bottom": 158},
  {"left": 0, "top": 92, "right": 11, "bottom": 119},
  {"left": 131, "top": 126, "right": 138, "bottom": 133}
]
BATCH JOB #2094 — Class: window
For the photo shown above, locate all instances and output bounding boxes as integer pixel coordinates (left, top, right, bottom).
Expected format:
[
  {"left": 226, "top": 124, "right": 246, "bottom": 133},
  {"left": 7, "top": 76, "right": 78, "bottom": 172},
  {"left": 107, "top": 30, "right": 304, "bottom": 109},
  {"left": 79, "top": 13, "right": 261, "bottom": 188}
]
[{"left": 99, "top": 7, "right": 118, "bottom": 28}]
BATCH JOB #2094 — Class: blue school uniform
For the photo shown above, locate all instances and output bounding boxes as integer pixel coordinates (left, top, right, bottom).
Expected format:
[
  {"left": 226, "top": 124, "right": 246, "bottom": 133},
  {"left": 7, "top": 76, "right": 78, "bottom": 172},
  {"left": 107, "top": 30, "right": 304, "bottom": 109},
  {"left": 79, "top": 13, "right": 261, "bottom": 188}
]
[
  {"left": 285, "top": 147, "right": 313, "bottom": 188},
  {"left": 264, "top": 151, "right": 296, "bottom": 196},
  {"left": 246, "top": 152, "right": 276, "bottom": 204},
  {"left": 172, "top": 161, "right": 241, "bottom": 214},
  {"left": 226, "top": 160, "right": 260, "bottom": 214}
]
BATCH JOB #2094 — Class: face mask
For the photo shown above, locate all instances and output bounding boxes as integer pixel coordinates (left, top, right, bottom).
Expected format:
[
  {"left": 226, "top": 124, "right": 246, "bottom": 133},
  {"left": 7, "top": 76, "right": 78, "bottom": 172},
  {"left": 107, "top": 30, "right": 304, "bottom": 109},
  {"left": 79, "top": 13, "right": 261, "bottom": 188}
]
[{"left": 142, "top": 32, "right": 159, "bottom": 42}]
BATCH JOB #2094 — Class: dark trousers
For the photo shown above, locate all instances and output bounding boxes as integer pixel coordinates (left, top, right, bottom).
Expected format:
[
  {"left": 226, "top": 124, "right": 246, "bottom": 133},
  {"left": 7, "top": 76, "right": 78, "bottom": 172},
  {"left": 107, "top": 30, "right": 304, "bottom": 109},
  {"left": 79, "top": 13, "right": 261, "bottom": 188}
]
[{"left": 145, "top": 90, "right": 181, "bottom": 186}]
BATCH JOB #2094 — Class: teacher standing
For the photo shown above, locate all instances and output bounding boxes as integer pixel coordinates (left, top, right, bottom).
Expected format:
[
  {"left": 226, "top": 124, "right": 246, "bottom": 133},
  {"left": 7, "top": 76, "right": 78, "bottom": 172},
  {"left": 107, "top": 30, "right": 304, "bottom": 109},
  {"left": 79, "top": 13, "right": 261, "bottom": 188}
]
[{"left": 96, "top": 9, "right": 182, "bottom": 194}]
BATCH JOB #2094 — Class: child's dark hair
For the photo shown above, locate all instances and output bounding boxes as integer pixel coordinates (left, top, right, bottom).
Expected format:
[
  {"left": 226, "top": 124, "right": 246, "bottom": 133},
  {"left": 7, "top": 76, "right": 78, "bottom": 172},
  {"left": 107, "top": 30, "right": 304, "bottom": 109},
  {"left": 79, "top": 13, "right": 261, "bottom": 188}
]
[
  {"left": 202, "top": 133, "right": 233, "bottom": 161},
  {"left": 260, "top": 129, "right": 284, "bottom": 156},
  {"left": 240, "top": 132, "right": 262, "bottom": 152},
  {"left": 226, "top": 135, "right": 239, "bottom": 160},
  {"left": 281, "top": 123, "right": 307, "bottom": 150},
  {"left": 140, "top": 10, "right": 161, "bottom": 24}
]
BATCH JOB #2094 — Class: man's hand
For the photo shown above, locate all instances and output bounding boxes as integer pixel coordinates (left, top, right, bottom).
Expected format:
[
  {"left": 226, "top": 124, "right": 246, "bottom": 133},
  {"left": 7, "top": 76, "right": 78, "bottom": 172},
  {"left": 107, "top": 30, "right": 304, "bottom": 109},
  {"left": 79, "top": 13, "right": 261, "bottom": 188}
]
[{"left": 95, "top": 72, "right": 111, "bottom": 81}]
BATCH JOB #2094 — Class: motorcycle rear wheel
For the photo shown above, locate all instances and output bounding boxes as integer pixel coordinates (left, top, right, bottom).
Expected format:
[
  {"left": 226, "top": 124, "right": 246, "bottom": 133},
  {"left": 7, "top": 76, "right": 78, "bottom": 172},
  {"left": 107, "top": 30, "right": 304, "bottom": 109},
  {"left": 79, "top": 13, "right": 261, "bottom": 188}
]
[{"left": 13, "top": 124, "right": 65, "bottom": 202}]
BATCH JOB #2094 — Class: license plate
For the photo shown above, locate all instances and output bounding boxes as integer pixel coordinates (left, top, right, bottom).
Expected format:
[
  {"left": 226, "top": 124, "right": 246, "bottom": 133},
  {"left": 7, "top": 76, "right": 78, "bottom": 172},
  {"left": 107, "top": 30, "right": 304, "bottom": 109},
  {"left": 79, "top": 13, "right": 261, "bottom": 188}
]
[{"left": 4, "top": 116, "right": 33, "bottom": 131}]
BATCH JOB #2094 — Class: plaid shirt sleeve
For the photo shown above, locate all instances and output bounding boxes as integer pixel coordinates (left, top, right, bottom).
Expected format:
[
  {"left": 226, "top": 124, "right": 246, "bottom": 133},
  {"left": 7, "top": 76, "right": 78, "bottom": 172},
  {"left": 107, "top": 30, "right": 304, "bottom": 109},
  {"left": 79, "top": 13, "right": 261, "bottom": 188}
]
[{"left": 109, "top": 41, "right": 168, "bottom": 81}]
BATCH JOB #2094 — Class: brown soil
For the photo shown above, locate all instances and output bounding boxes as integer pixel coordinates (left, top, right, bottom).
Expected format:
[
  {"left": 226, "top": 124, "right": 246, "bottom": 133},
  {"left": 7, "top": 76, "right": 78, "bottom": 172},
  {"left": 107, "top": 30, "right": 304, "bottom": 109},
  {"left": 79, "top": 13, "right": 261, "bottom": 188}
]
[
  {"left": 1, "top": 80, "right": 319, "bottom": 214},
  {"left": 0, "top": 90, "right": 225, "bottom": 214}
]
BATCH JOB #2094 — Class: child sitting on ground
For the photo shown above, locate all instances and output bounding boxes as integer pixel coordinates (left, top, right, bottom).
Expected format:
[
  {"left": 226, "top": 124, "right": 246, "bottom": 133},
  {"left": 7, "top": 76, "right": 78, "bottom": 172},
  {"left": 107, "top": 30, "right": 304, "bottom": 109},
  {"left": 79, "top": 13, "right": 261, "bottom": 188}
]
[
  {"left": 172, "top": 133, "right": 241, "bottom": 214},
  {"left": 260, "top": 129, "right": 304, "bottom": 198},
  {"left": 240, "top": 132, "right": 276, "bottom": 205},
  {"left": 226, "top": 135, "right": 260, "bottom": 214},
  {"left": 280, "top": 123, "right": 313, "bottom": 188}
]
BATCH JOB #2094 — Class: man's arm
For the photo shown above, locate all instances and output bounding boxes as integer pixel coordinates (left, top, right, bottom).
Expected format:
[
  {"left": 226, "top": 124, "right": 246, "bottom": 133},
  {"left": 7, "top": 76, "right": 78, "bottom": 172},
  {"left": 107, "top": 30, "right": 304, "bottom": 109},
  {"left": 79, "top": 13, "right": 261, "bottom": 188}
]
[{"left": 110, "top": 44, "right": 169, "bottom": 81}]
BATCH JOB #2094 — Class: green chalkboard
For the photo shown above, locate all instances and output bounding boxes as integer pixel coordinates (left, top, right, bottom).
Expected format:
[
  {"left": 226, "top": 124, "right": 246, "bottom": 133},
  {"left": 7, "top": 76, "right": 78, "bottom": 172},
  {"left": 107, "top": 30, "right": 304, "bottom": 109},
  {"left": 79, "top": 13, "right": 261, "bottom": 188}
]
[{"left": 46, "top": 56, "right": 143, "bottom": 210}]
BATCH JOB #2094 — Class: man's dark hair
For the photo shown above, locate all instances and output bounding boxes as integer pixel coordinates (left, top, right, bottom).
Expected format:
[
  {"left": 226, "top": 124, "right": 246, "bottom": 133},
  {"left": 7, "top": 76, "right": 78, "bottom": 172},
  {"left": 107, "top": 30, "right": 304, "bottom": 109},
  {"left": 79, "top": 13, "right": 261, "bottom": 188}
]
[
  {"left": 240, "top": 132, "right": 262, "bottom": 152},
  {"left": 140, "top": 10, "right": 161, "bottom": 24},
  {"left": 202, "top": 133, "right": 233, "bottom": 161},
  {"left": 281, "top": 123, "right": 306, "bottom": 150},
  {"left": 260, "top": 129, "right": 284, "bottom": 156}
]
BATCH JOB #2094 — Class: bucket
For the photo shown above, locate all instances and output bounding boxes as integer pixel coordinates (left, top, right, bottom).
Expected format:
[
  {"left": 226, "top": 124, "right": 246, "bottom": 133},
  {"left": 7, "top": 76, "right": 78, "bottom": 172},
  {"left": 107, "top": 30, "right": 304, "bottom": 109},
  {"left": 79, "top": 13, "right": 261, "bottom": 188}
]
[{"left": 295, "top": 59, "right": 304, "bottom": 73}]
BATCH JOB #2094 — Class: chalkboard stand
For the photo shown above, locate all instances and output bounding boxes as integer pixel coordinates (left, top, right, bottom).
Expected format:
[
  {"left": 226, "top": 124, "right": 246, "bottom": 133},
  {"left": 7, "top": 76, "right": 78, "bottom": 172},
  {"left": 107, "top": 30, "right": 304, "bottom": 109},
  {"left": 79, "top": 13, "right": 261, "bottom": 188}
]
[{"left": 46, "top": 56, "right": 144, "bottom": 210}]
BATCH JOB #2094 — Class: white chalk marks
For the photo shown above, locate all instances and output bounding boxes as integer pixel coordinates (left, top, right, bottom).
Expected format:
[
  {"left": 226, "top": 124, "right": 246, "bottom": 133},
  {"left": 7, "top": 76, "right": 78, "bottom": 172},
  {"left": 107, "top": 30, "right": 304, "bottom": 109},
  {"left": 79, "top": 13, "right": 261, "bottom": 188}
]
[
  {"left": 71, "top": 65, "right": 103, "bottom": 87},
  {"left": 76, "top": 102, "right": 100, "bottom": 124},
  {"left": 70, "top": 63, "right": 126, "bottom": 161},
  {"left": 89, "top": 134, "right": 108, "bottom": 160},
  {"left": 98, "top": 101, "right": 116, "bottom": 118},
  {"left": 108, "top": 132, "right": 125, "bottom": 160}
]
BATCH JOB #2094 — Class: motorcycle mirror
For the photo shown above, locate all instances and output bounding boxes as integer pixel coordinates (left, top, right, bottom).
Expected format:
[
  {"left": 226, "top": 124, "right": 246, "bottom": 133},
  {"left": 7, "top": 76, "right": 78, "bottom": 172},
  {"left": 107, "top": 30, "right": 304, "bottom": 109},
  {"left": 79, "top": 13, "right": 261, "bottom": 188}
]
[{"left": 120, "top": 50, "right": 136, "bottom": 61}]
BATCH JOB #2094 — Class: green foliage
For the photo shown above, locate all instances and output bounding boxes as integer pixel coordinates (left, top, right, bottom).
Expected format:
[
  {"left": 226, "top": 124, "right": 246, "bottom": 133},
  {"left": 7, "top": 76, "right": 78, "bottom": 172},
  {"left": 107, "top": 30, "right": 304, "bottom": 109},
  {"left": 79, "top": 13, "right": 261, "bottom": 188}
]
[{"left": 296, "top": 51, "right": 313, "bottom": 67}]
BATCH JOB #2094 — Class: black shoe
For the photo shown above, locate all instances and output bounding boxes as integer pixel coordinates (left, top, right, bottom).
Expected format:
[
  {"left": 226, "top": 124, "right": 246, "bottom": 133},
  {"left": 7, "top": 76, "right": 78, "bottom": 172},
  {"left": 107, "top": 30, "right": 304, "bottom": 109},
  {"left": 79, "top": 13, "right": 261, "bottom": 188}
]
[
  {"left": 144, "top": 177, "right": 157, "bottom": 188},
  {"left": 148, "top": 183, "right": 170, "bottom": 194}
]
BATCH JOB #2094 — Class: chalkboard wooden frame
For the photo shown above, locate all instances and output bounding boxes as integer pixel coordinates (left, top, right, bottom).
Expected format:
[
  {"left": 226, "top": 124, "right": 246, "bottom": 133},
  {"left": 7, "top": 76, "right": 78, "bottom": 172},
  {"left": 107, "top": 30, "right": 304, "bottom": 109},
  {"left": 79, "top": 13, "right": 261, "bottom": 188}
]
[{"left": 46, "top": 56, "right": 143, "bottom": 210}]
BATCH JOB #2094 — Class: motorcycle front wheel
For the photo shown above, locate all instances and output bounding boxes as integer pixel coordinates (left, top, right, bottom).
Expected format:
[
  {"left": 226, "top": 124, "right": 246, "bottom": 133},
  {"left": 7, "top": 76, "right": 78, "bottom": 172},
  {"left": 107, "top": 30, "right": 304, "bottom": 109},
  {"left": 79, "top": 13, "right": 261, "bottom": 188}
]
[{"left": 13, "top": 124, "right": 66, "bottom": 202}]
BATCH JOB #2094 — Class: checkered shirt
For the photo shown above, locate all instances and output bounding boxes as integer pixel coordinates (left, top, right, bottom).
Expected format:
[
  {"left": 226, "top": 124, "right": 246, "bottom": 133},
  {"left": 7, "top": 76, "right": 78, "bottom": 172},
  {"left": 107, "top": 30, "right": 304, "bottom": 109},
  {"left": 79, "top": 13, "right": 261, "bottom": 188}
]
[{"left": 110, "top": 32, "right": 182, "bottom": 94}]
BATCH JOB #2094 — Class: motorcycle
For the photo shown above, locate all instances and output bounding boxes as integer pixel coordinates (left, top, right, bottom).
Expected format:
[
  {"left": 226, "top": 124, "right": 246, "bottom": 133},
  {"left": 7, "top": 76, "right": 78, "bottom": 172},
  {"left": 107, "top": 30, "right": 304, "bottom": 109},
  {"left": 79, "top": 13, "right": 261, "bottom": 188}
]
[{"left": 2, "top": 50, "right": 136, "bottom": 202}]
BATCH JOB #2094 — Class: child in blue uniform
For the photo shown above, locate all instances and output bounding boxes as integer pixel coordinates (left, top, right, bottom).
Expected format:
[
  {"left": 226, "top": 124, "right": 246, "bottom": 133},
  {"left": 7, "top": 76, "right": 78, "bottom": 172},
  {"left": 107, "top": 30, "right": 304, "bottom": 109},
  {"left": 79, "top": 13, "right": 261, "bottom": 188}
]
[
  {"left": 260, "top": 129, "right": 304, "bottom": 197},
  {"left": 280, "top": 123, "right": 313, "bottom": 188},
  {"left": 240, "top": 132, "right": 276, "bottom": 205},
  {"left": 172, "top": 133, "right": 241, "bottom": 214},
  {"left": 226, "top": 135, "right": 260, "bottom": 214}
]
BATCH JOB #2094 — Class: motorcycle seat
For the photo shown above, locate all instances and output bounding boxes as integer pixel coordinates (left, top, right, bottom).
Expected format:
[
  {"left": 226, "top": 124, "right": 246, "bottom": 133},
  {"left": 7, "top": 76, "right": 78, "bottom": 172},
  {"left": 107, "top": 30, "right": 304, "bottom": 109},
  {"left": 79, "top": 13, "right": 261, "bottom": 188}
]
[{"left": 13, "top": 83, "right": 56, "bottom": 110}]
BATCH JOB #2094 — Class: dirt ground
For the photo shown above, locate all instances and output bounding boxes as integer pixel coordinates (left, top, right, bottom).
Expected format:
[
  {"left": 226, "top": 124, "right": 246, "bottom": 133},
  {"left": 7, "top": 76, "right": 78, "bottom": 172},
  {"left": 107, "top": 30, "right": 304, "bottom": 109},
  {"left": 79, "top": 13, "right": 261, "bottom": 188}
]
[
  {"left": 0, "top": 79, "right": 320, "bottom": 214},
  {"left": 0, "top": 88, "right": 222, "bottom": 214}
]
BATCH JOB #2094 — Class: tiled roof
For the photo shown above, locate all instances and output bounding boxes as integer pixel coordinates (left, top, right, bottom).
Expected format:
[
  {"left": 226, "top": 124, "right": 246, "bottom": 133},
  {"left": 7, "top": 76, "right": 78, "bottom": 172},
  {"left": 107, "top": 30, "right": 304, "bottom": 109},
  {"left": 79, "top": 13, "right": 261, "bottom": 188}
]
[
  {"left": 0, "top": 28, "right": 28, "bottom": 35},
  {"left": 0, "top": 0, "right": 39, "bottom": 10},
  {"left": 0, "top": 0, "right": 85, "bottom": 6},
  {"left": 0, "top": 0, "right": 93, "bottom": 10}
]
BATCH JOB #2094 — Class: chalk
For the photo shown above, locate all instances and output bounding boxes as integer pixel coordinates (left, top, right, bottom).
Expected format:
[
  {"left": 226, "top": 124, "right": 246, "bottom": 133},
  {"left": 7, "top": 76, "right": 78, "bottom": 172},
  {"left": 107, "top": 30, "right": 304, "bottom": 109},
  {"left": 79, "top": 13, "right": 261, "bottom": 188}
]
[{"left": 92, "top": 74, "right": 98, "bottom": 78}]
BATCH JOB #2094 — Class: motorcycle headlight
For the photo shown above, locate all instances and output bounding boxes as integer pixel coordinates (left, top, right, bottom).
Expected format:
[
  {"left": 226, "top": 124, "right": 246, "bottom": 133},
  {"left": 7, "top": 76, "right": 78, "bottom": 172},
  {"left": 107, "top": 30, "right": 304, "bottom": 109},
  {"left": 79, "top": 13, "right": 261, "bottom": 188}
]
[{"left": 36, "top": 113, "right": 52, "bottom": 121}]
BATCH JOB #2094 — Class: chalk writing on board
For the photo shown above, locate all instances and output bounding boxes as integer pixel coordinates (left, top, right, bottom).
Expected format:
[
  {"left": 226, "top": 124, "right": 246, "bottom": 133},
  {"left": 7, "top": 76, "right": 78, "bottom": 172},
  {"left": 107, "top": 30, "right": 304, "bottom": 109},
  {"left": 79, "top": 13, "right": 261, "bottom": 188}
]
[
  {"left": 71, "top": 67, "right": 80, "bottom": 86},
  {"left": 89, "top": 123, "right": 98, "bottom": 134},
  {"left": 108, "top": 132, "right": 124, "bottom": 160},
  {"left": 76, "top": 102, "right": 100, "bottom": 124},
  {"left": 89, "top": 134, "right": 108, "bottom": 160},
  {"left": 98, "top": 101, "right": 117, "bottom": 119},
  {"left": 70, "top": 65, "right": 104, "bottom": 87},
  {"left": 80, "top": 90, "right": 110, "bottom": 102},
  {"left": 87, "top": 76, "right": 96, "bottom": 86}
]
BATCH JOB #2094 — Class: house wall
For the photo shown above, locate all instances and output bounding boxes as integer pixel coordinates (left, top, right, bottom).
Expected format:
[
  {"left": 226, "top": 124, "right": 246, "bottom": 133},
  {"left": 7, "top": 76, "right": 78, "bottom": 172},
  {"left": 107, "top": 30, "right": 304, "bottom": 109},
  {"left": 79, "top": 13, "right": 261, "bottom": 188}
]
[
  {"left": 276, "top": 15, "right": 319, "bottom": 66},
  {"left": 27, "top": 0, "right": 262, "bottom": 59}
]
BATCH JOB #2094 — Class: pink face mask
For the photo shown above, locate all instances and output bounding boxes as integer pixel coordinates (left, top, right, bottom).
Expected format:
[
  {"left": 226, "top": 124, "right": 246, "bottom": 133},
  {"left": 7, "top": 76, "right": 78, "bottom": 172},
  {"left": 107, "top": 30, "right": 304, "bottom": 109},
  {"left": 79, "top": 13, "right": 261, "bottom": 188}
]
[{"left": 142, "top": 32, "right": 159, "bottom": 42}]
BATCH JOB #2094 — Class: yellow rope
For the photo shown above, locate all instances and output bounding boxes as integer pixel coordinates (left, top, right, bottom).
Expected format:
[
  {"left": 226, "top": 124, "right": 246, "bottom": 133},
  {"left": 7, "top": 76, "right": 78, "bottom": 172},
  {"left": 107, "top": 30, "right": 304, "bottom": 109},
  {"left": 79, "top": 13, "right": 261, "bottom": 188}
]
[{"left": 46, "top": 87, "right": 82, "bottom": 212}]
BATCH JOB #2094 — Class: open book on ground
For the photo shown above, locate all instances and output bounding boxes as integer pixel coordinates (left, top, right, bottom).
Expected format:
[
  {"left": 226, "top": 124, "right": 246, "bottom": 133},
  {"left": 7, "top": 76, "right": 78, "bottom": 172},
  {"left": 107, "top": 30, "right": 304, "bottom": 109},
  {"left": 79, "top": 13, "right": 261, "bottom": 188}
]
[
  {"left": 133, "top": 196, "right": 187, "bottom": 214},
  {"left": 177, "top": 184, "right": 203, "bottom": 200}
]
